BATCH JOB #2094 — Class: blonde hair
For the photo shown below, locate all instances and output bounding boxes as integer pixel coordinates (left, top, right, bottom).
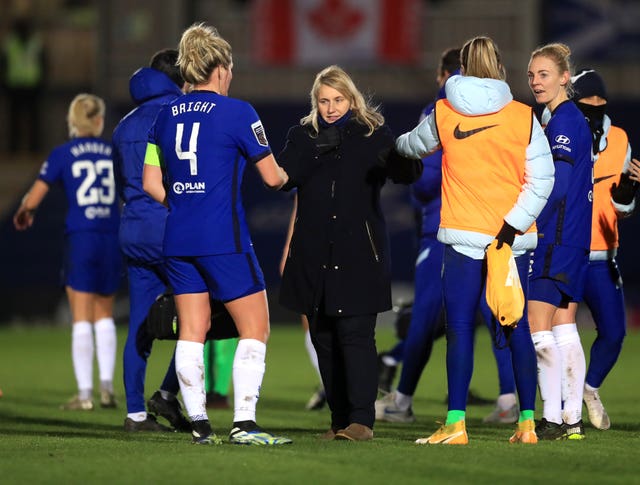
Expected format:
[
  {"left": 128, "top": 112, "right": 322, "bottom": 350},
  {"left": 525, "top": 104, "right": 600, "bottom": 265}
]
[
  {"left": 460, "top": 36, "right": 505, "bottom": 80},
  {"left": 67, "top": 93, "right": 105, "bottom": 138},
  {"left": 529, "top": 42, "right": 574, "bottom": 97},
  {"left": 301, "top": 65, "right": 384, "bottom": 136},
  {"left": 178, "top": 22, "right": 232, "bottom": 85}
]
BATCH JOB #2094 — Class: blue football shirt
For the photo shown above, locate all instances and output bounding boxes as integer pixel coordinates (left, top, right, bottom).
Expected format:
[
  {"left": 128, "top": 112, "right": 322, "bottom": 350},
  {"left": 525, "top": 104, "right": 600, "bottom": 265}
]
[
  {"left": 537, "top": 100, "right": 593, "bottom": 250},
  {"left": 148, "top": 90, "right": 272, "bottom": 256},
  {"left": 38, "top": 136, "right": 120, "bottom": 234}
]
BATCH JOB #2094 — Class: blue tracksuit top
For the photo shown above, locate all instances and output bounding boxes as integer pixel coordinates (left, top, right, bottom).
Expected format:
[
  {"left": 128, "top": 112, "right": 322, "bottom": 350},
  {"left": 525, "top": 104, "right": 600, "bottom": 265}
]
[{"left": 112, "top": 67, "right": 183, "bottom": 263}]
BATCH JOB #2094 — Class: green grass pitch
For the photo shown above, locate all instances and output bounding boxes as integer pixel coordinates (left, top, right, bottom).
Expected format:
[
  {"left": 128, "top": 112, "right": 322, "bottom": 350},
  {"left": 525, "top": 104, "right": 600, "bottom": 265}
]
[{"left": 0, "top": 323, "right": 638, "bottom": 484}]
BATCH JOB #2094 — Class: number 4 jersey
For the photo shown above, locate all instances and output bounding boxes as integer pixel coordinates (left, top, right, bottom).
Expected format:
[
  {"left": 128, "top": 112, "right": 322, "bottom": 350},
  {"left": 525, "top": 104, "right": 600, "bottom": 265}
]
[
  {"left": 38, "top": 137, "right": 120, "bottom": 234},
  {"left": 146, "top": 90, "right": 272, "bottom": 257}
]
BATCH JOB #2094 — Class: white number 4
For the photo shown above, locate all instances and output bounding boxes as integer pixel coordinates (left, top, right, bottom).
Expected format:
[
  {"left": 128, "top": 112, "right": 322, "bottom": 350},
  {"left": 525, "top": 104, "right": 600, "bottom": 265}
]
[{"left": 175, "top": 122, "right": 200, "bottom": 175}]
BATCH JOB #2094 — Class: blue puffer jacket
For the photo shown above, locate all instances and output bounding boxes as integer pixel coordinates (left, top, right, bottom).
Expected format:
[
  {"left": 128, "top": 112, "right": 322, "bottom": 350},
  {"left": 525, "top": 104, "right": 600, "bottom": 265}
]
[{"left": 112, "top": 67, "right": 182, "bottom": 263}]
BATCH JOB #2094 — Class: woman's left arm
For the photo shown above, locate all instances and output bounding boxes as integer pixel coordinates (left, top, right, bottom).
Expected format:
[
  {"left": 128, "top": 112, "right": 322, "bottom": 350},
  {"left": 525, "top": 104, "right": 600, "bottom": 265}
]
[
  {"left": 13, "top": 179, "right": 50, "bottom": 231},
  {"left": 142, "top": 142, "right": 167, "bottom": 206}
]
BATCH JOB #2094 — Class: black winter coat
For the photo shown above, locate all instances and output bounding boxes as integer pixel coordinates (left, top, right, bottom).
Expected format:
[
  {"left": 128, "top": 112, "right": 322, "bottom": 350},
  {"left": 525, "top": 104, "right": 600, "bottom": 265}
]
[{"left": 278, "top": 118, "right": 422, "bottom": 317}]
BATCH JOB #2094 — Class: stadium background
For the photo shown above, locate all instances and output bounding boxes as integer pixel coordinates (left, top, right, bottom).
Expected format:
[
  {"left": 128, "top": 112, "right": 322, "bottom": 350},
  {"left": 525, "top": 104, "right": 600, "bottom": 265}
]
[{"left": 1, "top": 0, "right": 639, "bottom": 328}]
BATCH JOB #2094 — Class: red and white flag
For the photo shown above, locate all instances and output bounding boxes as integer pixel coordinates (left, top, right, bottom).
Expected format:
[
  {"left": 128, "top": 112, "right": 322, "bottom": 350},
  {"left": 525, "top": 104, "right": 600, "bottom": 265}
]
[{"left": 252, "top": 0, "right": 422, "bottom": 66}]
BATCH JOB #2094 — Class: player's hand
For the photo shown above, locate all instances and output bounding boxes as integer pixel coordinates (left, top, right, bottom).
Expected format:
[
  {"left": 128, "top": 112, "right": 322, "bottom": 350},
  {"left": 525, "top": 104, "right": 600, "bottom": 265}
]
[
  {"left": 13, "top": 206, "right": 36, "bottom": 231},
  {"left": 495, "top": 221, "right": 517, "bottom": 249},
  {"left": 278, "top": 166, "right": 289, "bottom": 189},
  {"left": 611, "top": 171, "right": 637, "bottom": 205},
  {"left": 628, "top": 158, "right": 640, "bottom": 183}
]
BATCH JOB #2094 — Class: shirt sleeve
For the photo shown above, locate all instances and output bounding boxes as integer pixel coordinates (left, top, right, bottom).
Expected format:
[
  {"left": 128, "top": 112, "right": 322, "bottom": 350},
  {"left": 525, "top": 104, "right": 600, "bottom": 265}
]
[
  {"left": 546, "top": 116, "right": 578, "bottom": 165},
  {"left": 37, "top": 148, "right": 62, "bottom": 185},
  {"left": 236, "top": 103, "right": 272, "bottom": 164},
  {"left": 395, "top": 112, "right": 441, "bottom": 159},
  {"left": 144, "top": 143, "right": 163, "bottom": 168}
]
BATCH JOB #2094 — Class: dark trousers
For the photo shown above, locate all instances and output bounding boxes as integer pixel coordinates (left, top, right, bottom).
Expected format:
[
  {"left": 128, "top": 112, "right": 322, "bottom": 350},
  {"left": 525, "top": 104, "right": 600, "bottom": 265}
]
[{"left": 309, "top": 312, "right": 378, "bottom": 430}]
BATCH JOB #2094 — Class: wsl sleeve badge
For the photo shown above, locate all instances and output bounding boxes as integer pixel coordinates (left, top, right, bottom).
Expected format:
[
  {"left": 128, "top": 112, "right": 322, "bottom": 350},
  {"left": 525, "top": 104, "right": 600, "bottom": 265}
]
[{"left": 251, "top": 120, "right": 269, "bottom": 147}]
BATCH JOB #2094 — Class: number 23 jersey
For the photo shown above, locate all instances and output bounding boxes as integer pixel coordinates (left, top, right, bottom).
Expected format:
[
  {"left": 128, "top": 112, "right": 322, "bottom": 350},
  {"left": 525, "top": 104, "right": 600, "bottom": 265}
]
[
  {"left": 147, "top": 90, "right": 272, "bottom": 256},
  {"left": 38, "top": 136, "right": 119, "bottom": 234}
]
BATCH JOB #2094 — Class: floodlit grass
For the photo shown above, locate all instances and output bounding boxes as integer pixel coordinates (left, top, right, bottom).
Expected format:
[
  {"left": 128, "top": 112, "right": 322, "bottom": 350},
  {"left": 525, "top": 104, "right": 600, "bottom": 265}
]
[{"left": 0, "top": 324, "right": 638, "bottom": 484}]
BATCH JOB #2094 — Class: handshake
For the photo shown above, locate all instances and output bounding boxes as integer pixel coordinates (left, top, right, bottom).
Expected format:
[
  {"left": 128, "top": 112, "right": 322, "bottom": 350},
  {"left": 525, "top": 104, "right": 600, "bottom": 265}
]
[{"left": 377, "top": 146, "right": 424, "bottom": 184}]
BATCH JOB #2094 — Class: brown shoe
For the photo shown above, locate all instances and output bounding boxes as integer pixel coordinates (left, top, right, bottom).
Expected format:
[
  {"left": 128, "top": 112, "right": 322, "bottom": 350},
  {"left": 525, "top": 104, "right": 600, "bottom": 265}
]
[
  {"left": 319, "top": 429, "right": 337, "bottom": 440},
  {"left": 335, "top": 423, "right": 373, "bottom": 441}
]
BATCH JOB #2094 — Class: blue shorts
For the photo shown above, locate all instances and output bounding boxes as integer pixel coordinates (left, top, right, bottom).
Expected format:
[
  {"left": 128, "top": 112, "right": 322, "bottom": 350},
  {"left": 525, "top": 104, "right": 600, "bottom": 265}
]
[
  {"left": 166, "top": 251, "right": 265, "bottom": 302},
  {"left": 63, "top": 231, "right": 123, "bottom": 294},
  {"left": 529, "top": 244, "right": 588, "bottom": 306}
]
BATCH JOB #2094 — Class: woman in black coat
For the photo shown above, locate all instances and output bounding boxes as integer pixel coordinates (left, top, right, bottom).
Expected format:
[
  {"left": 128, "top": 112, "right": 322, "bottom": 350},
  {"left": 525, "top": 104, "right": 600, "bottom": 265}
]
[{"left": 278, "top": 65, "right": 422, "bottom": 441}]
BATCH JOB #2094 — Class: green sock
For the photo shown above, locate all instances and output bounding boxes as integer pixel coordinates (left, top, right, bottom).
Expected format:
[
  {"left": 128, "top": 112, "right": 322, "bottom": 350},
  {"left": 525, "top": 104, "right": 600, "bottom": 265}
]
[
  {"left": 519, "top": 410, "right": 534, "bottom": 422},
  {"left": 445, "top": 410, "right": 465, "bottom": 425},
  {"left": 213, "top": 338, "right": 237, "bottom": 396}
]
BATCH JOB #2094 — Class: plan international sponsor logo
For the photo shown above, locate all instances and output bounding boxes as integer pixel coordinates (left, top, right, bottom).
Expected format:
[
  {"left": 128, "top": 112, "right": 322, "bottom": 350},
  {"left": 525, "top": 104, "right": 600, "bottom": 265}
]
[{"left": 173, "top": 181, "right": 206, "bottom": 194}]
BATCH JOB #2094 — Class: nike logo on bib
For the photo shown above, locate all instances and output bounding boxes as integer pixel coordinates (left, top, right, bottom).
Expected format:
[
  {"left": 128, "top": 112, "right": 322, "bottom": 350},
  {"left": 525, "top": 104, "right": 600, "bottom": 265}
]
[
  {"left": 594, "top": 174, "right": 616, "bottom": 184},
  {"left": 453, "top": 123, "right": 498, "bottom": 139}
]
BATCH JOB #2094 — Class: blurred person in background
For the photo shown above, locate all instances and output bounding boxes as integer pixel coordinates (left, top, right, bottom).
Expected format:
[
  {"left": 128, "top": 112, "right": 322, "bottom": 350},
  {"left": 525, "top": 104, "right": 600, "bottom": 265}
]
[
  {"left": 527, "top": 43, "right": 593, "bottom": 440},
  {"left": 396, "top": 36, "right": 554, "bottom": 445},
  {"left": 571, "top": 68, "right": 640, "bottom": 430},
  {"left": 375, "top": 47, "right": 520, "bottom": 426},
  {"left": 1, "top": 15, "right": 46, "bottom": 153},
  {"left": 278, "top": 65, "right": 422, "bottom": 442},
  {"left": 143, "top": 22, "right": 290, "bottom": 446},
  {"left": 112, "top": 48, "right": 191, "bottom": 433},
  {"left": 14, "top": 93, "right": 121, "bottom": 410}
]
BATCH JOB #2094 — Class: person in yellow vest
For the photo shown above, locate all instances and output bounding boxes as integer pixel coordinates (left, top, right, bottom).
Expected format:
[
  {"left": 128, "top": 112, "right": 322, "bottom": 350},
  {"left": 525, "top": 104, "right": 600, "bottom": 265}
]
[
  {"left": 571, "top": 68, "right": 640, "bottom": 431},
  {"left": 1, "top": 16, "right": 46, "bottom": 153},
  {"left": 395, "top": 36, "right": 554, "bottom": 445}
]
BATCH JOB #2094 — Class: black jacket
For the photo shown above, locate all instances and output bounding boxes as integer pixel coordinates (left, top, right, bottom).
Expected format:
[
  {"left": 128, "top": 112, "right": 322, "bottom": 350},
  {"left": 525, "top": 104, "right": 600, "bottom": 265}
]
[{"left": 278, "top": 118, "right": 422, "bottom": 317}]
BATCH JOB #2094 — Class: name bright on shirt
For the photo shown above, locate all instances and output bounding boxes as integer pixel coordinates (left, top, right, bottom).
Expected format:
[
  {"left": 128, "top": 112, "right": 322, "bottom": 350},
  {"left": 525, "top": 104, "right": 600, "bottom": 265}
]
[{"left": 171, "top": 101, "right": 216, "bottom": 116}]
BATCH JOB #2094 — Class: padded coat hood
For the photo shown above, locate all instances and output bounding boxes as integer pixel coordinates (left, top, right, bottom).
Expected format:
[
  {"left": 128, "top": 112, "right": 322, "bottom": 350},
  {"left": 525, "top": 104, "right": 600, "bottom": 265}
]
[{"left": 129, "top": 67, "right": 182, "bottom": 106}]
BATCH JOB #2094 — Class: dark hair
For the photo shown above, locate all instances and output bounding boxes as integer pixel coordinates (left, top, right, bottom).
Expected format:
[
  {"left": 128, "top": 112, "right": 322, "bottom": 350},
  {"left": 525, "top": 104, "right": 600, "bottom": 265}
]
[
  {"left": 440, "top": 48, "right": 461, "bottom": 76},
  {"left": 149, "top": 49, "right": 184, "bottom": 87}
]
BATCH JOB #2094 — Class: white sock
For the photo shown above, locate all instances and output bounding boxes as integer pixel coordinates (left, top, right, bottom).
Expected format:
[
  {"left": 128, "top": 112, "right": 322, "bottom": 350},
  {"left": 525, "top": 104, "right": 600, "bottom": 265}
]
[
  {"left": 532, "top": 330, "right": 563, "bottom": 424},
  {"left": 94, "top": 317, "right": 117, "bottom": 387},
  {"left": 584, "top": 382, "right": 598, "bottom": 393},
  {"left": 304, "top": 330, "right": 322, "bottom": 383},
  {"left": 233, "top": 338, "right": 266, "bottom": 423},
  {"left": 382, "top": 354, "right": 398, "bottom": 366},
  {"left": 395, "top": 390, "right": 413, "bottom": 411},
  {"left": 175, "top": 340, "right": 207, "bottom": 421},
  {"left": 553, "top": 323, "right": 585, "bottom": 424},
  {"left": 72, "top": 321, "right": 94, "bottom": 398},
  {"left": 127, "top": 411, "right": 147, "bottom": 422},
  {"left": 497, "top": 393, "right": 517, "bottom": 410}
]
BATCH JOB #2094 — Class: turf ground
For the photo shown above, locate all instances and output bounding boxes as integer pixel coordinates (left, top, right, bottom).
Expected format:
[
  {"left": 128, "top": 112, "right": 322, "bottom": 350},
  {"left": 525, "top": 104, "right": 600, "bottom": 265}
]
[{"left": 0, "top": 323, "right": 638, "bottom": 484}]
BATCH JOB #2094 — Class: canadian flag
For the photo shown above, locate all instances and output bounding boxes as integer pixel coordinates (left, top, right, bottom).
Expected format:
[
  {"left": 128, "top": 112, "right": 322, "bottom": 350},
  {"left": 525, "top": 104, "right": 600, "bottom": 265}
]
[{"left": 252, "top": 0, "right": 422, "bottom": 65}]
